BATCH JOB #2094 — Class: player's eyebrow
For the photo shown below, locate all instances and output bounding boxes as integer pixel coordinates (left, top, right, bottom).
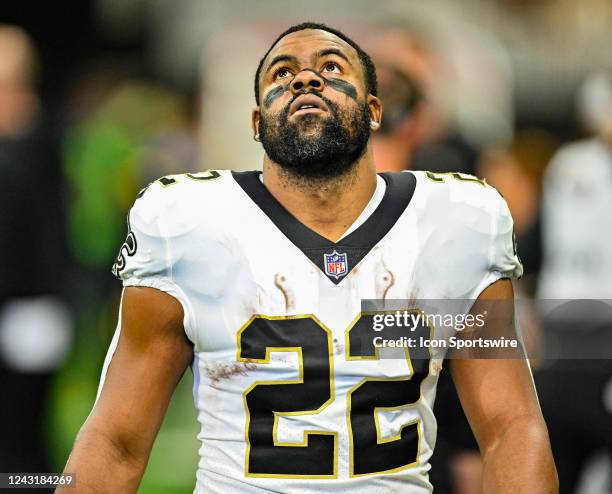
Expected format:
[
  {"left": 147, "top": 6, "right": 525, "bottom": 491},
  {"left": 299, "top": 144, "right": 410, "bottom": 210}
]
[
  {"left": 266, "top": 54, "right": 298, "bottom": 74},
  {"left": 316, "top": 48, "right": 352, "bottom": 66}
]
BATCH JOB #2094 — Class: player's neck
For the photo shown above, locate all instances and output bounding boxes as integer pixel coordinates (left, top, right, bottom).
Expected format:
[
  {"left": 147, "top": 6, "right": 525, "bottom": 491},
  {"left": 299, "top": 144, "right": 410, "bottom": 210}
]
[{"left": 262, "top": 147, "right": 378, "bottom": 243}]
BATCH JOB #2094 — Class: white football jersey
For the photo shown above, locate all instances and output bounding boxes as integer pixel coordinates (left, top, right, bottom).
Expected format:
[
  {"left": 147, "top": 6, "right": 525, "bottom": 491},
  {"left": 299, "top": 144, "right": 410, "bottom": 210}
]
[{"left": 109, "top": 169, "right": 522, "bottom": 493}]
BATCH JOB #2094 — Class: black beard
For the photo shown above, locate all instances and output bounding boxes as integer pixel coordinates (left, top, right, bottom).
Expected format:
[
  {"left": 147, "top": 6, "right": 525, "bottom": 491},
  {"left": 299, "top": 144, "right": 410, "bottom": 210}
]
[{"left": 258, "top": 93, "right": 371, "bottom": 180}]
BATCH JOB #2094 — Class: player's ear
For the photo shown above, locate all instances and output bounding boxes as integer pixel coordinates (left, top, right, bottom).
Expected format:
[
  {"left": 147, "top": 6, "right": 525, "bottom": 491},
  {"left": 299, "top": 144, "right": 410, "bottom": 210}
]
[
  {"left": 252, "top": 107, "right": 261, "bottom": 142},
  {"left": 367, "top": 94, "right": 382, "bottom": 132}
]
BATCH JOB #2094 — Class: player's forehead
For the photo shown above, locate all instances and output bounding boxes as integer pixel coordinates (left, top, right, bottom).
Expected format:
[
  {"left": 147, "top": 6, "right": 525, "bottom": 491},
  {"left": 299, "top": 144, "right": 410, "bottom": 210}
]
[{"left": 263, "top": 29, "right": 359, "bottom": 69}]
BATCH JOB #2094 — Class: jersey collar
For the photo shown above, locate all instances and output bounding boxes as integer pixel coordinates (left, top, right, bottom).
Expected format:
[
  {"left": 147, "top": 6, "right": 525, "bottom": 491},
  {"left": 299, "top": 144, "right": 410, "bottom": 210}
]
[{"left": 232, "top": 170, "right": 416, "bottom": 284}]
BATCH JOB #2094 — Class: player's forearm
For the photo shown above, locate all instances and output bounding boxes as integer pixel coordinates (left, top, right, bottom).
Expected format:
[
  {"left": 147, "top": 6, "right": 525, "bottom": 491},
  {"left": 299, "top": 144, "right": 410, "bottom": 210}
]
[
  {"left": 56, "top": 425, "right": 148, "bottom": 493},
  {"left": 481, "top": 414, "right": 558, "bottom": 493}
]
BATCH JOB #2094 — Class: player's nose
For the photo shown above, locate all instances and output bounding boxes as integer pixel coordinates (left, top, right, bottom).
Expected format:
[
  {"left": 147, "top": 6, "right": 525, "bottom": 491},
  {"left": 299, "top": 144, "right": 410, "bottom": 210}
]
[{"left": 290, "top": 69, "right": 325, "bottom": 94}]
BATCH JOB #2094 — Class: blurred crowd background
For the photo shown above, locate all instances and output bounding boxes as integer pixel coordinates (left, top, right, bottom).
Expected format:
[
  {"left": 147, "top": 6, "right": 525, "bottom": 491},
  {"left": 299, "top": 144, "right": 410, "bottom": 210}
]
[{"left": 1, "top": 1, "right": 611, "bottom": 493}]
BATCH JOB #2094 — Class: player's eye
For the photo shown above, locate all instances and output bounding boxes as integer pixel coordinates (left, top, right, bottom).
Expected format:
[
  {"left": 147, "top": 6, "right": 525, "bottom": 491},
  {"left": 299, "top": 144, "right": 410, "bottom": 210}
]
[
  {"left": 274, "top": 67, "right": 292, "bottom": 80},
  {"left": 322, "top": 62, "right": 341, "bottom": 74}
]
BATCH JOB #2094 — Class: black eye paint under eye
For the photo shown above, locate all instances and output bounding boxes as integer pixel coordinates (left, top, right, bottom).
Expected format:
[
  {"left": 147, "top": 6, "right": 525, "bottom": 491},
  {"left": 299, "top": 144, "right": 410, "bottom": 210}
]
[
  {"left": 263, "top": 84, "right": 288, "bottom": 108},
  {"left": 324, "top": 77, "right": 357, "bottom": 101}
]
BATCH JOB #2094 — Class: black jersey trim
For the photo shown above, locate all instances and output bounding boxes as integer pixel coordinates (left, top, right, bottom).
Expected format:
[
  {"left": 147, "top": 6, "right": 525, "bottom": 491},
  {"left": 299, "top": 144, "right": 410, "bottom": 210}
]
[{"left": 232, "top": 171, "right": 417, "bottom": 284}]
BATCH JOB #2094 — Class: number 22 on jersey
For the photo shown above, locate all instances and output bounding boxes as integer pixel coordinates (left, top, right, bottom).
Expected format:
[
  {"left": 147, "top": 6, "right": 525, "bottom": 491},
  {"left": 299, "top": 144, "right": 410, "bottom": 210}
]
[{"left": 237, "top": 313, "right": 432, "bottom": 478}]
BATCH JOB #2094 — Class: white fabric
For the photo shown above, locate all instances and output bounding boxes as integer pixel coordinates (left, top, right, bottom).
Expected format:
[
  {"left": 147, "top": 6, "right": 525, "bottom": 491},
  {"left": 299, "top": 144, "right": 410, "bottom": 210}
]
[{"left": 107, "top": 169, "right": 522, "bottom": 493}]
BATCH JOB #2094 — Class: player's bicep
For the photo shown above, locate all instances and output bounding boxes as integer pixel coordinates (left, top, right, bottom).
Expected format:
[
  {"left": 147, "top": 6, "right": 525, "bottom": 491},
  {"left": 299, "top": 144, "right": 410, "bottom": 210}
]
[
  {"left": 85, "top": 286, "right": 193, "bottom": 460},
  {"left": 450, "top": 279, "right": 543, "bottom": 453}
]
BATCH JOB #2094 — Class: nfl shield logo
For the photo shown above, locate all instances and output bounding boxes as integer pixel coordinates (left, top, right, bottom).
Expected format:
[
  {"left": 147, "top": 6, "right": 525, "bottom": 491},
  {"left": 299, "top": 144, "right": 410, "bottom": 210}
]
[{"left": 324, "top": 250, "right": 348, "bottom": 279}]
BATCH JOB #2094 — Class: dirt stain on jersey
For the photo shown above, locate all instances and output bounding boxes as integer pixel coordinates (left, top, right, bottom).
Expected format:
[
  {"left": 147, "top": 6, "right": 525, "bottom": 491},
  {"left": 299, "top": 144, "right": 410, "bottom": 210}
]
[
  {"left": 375, "top": 257, "right": 395, "bottom": 301},
  {"left": 430, "top": 359, "right": 443, "bottom": 376},
  {"left": 274, "top": 273, "right": 295, "bottom": 312},
  {"left": 333, "top": 337, "right": 343, "bottom": 355},
  {"left": 205, "top": 360, "right": 257, "bottom": 386},
  {"left": 406, "top": 287, "right": 420, "bottom": 307}
]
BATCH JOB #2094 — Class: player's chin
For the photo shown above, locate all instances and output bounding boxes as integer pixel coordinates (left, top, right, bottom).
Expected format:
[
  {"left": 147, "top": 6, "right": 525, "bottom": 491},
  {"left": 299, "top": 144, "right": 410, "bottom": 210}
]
[
  {"left": 293, "top": 114, "right": 329, "bottom": 134},
  {"left": 296, "top": 126, "right": 327, "bottom": 142}
]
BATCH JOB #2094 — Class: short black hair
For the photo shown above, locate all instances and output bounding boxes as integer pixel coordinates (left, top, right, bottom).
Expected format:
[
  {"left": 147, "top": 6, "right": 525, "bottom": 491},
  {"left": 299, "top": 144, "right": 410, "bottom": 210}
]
[{"left": 254, "top": 22, "right": 378, "bottom": 105}]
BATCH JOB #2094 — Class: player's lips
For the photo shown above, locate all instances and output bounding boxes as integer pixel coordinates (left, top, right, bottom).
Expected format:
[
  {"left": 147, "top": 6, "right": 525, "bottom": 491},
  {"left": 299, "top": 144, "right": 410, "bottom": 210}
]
[{"left": 289, "top": 94, "right": 328, "bottom": 117}]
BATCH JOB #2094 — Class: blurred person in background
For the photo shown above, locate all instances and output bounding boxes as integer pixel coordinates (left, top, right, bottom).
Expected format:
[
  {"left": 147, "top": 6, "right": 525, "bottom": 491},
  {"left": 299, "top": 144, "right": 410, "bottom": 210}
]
[
  {"left": 370, "top": 64, "right": 424, "bottom": 172},
  {"left": 535, "top": 71, "right": 612, "bottom": 494},
  {"left": 365, "top": 20, "right": 514, "bottom": 180},
  {"left": 365, "top": 25, "right": 428, "bottom": 173},
  {"left": 0, "top": 24, "right": 71, "bottom": 475}
]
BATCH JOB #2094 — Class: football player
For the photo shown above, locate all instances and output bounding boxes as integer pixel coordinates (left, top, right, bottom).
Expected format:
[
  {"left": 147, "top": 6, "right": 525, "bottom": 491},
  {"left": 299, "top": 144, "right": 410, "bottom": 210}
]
[{"left": 59, "top": 22, "right": 557, "bottom": 493}]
